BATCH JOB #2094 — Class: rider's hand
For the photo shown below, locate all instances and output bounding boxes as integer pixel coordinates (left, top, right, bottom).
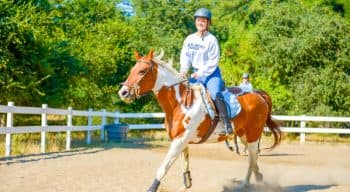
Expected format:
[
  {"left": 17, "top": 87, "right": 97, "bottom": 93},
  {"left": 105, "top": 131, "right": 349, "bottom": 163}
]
[{"left": 191, "top": 72, "right": 199, "bottom": 79}]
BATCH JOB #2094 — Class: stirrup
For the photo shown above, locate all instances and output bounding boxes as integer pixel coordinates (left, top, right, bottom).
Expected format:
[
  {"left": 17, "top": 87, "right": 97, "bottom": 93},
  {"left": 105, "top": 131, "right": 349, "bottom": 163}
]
[
  {"left": 218, "top": 127, "right": 233, "bottom": 136},
  {"left": 217, "top": 130, "right": 227, "bottom": 136},
  {"left": 226, "top": 126, "right": 233, "bottom": 135}
]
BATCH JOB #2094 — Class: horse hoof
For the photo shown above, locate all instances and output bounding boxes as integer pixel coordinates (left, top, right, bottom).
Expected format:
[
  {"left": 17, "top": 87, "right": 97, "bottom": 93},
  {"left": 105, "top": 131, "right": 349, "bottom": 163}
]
[
  {"left": 234, "top": 149, "right": 240, "bottom": 155},
  {"left": 238, "top": 182, "right": 250, "bottom": 192},
  {"left": 183, "top": 171, "right": 192, "bottom": 188},
  {"left": 255, "top": 172, "right": 263, "bottom": 182},
  {"left": 147, "top": 179, "right": 160, "bottom": 192}
]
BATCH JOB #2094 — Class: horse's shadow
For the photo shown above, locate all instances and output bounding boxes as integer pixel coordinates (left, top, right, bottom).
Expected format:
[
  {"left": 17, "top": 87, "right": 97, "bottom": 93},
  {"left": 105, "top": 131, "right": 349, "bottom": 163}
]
[
  {"left": 0, "top": 147, "right": 104, "bottom": 166},
  {"left": 0, "top": 137, "right": 162, "bottom": 166},
  {"left": 222, "top": 179, "right": 335, "bottom": 192}
]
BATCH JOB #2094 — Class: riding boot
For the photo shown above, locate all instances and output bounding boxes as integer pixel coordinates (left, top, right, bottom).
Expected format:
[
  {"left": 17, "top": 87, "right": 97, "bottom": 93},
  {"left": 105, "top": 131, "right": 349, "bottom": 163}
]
[{"left": 214, "top": 93, "right": 233, "bottom": 135}]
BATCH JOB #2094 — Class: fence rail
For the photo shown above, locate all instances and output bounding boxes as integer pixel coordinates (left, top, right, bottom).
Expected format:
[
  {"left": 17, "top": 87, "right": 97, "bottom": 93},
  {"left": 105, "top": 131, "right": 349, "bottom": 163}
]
[{"left": 1, "top": 102, "right": 350, "bottom": 157}]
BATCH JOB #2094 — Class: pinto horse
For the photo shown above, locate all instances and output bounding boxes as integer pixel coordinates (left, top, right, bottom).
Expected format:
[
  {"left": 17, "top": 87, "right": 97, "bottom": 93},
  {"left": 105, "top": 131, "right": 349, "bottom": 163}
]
[{"left": 118, "top": 50, "right": 282, "bottom": 192}]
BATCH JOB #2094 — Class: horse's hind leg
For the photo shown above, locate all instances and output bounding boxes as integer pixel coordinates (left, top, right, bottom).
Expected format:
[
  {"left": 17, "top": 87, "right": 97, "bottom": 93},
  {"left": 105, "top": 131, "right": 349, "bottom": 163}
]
[
  {"left": 239, "top": 136, "right": 248, "bottom": 155},
  {"left": 242, "top": 140, "right": 263, "bottom": 187},
  {"left": 182, "top": 146, "right": 192, "bottom": 188},
  {"left": 233, "top": 134, "right": 240, "bottom": 155}
]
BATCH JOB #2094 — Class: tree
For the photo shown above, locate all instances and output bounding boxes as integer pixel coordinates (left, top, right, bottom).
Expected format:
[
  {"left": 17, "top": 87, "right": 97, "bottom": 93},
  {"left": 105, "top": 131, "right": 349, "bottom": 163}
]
[
  {"left": 0, "top": 0, "right": 136, "bottom": 111},
  {"left": 0, "top": 1, "right": 59, "bottom": 106},
  {"left": 52, "top": 0, "right": 136, "bottom": 110},
  {"left": 251, "top": 1, "right": 350, "bottom": 115},
  {"left": 1, "top": 0, "right": 350, "bottom": 117}
]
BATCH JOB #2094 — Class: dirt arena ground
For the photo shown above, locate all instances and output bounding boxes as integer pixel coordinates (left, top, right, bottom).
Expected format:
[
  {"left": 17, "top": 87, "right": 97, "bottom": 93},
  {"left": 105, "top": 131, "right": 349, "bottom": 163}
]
[{"left": 1, "top": 141, "right": 350, "bottom": 192}]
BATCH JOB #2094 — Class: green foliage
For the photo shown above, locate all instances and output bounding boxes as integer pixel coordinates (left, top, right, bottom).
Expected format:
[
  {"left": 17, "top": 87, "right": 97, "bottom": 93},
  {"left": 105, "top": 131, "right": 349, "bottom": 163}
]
[
  {"left": 123, "top": 0, "right": 198, "bottom": 112},
  {"left": 0, "top": 2, "right": 53, "bottom": 106},
  {"left": 250, "top": 1, "right": 350, "bottom": 115},
  {"left": 1, "top": 0, "right": 349, "bottom": 117},
  {"left": 301, "top": 0, "right": 350, "bottom": 20},
  {"left": 292, "top": 66, "right": 350, "bottom": 115},
  {"left": 131, "top": 0, "right": 198, "bottom": 60},
  {"left": 0, "top": 0, "right": 136, "bottom": 111},
  {"left": 1, "top": 0, "right": 350, "bottom": 155}
]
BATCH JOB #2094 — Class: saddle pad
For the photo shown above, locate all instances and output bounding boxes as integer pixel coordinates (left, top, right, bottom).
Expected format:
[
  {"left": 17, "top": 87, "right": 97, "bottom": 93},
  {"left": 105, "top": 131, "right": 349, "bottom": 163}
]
[
  {"left": 222, "top": 89, "right": 242, "bottom": 119},
  {"left": 227, "top": 86, "right": 251, "bottom": 96}
]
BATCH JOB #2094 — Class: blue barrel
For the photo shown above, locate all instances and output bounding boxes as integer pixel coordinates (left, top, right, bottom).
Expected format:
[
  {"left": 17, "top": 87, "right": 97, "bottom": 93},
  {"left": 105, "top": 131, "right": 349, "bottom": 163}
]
[{"left": 104, "top": 124, "right": 129, "bottom": 142}]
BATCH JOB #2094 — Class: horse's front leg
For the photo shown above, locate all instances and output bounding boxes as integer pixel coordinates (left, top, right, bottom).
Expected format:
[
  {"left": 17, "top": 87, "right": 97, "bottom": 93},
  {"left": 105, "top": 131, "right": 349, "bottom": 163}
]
[
  {"left": 182, "top": 146, "right": 192, "bottom": 188},
  {"left": 147, "top": 131, "right": 193, "bottom": 192}
]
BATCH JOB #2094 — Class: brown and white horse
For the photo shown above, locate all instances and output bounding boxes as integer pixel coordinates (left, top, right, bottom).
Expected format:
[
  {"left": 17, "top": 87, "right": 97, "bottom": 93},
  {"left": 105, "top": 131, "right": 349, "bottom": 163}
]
[{"left": 118, "top": 50, "right": 282, "bottom": 192}]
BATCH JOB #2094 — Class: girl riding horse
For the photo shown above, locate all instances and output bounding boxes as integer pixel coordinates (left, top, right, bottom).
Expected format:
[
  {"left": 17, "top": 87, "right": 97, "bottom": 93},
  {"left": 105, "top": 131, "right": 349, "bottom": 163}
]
[{"left": 118, "top": 50, "right": 282, "bottom": 192}]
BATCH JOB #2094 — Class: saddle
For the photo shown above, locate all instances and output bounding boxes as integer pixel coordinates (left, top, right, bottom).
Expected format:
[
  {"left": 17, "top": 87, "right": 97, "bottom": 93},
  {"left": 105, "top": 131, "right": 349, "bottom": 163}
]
[
  {"left": 181, "top": 84, "right": 245, "bottom": 143},
  {"left": 182, "top": 84, "right": 246, "bottom": 118}
]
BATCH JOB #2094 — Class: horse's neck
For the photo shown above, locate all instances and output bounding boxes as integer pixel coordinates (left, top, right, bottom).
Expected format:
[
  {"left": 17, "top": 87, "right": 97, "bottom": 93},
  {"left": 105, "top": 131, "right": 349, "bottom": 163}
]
[
  {"left": 152, "top": 64, "right": 180, "bottom": 91},
  {"left": 156, "top": 83, "right": 186, "bottom": 114},
  {"left": 154, "top": 64, "right": 188, "bottom": 117}
]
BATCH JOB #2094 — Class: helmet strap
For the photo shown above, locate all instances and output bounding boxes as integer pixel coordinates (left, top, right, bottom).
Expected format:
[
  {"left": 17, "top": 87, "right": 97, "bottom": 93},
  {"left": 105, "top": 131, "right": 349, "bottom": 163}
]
[{"left": 198, "top": 31, "right": 208, "bottom": 41}]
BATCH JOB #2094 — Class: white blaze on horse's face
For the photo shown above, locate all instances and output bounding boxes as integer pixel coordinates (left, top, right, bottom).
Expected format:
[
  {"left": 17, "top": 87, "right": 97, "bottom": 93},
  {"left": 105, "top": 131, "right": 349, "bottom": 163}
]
[{"left": 118, "top": 85, "right": 134, "bottom": 103}]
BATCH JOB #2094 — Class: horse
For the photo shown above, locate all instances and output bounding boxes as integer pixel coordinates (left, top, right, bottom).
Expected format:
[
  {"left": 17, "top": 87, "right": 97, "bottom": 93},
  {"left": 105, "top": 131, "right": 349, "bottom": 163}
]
[{"left": 118, "top": 50, "right": 282, "bottom": 192}]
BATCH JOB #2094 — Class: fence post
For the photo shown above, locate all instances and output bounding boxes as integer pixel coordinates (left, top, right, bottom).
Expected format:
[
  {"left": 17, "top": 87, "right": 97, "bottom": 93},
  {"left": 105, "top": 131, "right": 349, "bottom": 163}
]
[
  {"left": 101, "top": 109, "right": 106, "bottom": 141},
  {"left": 5, "top": 101, "right": 14, "bottom": 157},
  {"left": 66, "top": 106, "right": 72, "bottom": 150},
  {"left": 87, "top": 108, "right": 92, "bottom": 144},
  {"left": 300, "top": 115, "right": 306, "bottom": 143},
  {"left": 114, "top": 111, "right": 120, "bottom": 124},
  {"left": 41, "top": 104, "right": 47, "bottom": 153}
]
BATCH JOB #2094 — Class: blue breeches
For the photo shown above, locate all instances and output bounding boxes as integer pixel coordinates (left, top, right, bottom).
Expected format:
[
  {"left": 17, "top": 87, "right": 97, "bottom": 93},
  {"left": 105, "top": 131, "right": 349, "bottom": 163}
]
[{"left": 189, "top": 67, "right": 224, "bottom": 100}]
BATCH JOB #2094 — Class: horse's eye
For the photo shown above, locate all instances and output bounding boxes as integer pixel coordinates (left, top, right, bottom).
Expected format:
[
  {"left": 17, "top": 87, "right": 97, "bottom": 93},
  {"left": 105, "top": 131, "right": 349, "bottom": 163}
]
[{"left": 139, "top": 70, "right": 146, "bottom": 75}]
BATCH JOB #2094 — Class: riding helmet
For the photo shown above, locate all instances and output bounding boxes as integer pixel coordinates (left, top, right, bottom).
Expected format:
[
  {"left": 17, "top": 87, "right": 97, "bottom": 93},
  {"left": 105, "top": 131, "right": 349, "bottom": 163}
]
[
  {"left": 194, "top": 8, "right": 212, "bottom": 21},
  {"left": 243, "top": 73, "right": 250, "bottom": 78}
]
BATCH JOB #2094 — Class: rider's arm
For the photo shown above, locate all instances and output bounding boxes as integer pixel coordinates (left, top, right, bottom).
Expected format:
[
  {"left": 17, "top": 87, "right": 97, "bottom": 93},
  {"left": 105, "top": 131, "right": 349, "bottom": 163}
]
[
  {"left": 196, "top": 35, "right": 220, "bottom": 78},
  {"left": 180, "top": 37, "right": 191, "bottom": 74}
]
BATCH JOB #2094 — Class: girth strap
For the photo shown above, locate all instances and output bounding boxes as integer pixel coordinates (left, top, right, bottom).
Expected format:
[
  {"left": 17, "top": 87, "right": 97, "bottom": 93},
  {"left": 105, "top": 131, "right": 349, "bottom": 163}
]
[{"left": 192, "top": 117, "right": 219, "bottom": 144}]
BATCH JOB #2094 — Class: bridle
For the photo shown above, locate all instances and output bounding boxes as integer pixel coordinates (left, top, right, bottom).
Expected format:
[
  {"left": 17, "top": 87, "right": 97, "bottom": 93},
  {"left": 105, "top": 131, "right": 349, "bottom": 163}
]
[{"left": 121, "top": 59, "right": 187, "bottom": 99}]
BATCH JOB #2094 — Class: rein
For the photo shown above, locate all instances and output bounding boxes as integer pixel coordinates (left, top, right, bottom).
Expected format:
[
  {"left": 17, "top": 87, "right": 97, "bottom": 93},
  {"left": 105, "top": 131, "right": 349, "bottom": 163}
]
[
  {"left": 121, "top": 59, "right": 188, "bottom": 98},
  {"left": 133, "top": 79, "right": 188, "bottom": 99}
]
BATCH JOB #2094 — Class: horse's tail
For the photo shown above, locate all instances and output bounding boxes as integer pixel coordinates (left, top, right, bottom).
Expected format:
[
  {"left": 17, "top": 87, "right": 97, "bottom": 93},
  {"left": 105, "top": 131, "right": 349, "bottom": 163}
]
[{"left": 254, "top": 89, "right": 282, "bottom": 150}]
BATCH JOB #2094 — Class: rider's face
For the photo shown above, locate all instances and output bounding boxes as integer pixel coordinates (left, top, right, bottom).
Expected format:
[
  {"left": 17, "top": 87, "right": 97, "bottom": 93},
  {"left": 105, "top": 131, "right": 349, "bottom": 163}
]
[{"left": 195, "top": 17, "right": 209, "bottom": 33}]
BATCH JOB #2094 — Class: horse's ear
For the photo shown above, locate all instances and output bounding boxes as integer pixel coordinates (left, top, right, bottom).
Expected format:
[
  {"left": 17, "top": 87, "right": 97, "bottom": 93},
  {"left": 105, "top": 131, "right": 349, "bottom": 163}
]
[
  {"left": 147, "top": 49, "right": 154, "bottom": 60},
  {"left": 134, "top": 51, "right": 141, "bottom": 60}
]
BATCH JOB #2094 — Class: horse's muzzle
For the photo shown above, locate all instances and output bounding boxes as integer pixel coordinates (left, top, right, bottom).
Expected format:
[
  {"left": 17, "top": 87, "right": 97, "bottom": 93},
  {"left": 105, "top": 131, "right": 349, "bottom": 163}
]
[{"left": 118, "top": 86, "right": 135, "bottom": 103}]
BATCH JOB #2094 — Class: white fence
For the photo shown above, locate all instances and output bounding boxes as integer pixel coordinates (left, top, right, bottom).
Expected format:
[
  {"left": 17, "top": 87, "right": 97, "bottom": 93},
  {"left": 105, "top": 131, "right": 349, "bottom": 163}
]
[
  {"left": 0, "top": 102, "right": 118, "bottom": 157},
  {"left": 1, "top": 102, "right": 350, "bottom": 157}
]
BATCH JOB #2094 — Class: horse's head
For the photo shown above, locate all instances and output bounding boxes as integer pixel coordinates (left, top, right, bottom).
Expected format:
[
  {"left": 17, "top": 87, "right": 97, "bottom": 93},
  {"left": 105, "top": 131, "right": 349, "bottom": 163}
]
[
  {"left": 119, "top": 49, "right": 185, "bottom": 103},
  {"left": 118, "top": 50, "right": 159, "bottom": 103}
]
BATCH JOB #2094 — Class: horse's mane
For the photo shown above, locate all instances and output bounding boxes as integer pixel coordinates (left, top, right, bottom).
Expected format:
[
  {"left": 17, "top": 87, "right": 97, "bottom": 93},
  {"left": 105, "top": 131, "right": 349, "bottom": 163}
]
[{"left": 152, "top": 50, "right": 182, "bottom": 79}]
